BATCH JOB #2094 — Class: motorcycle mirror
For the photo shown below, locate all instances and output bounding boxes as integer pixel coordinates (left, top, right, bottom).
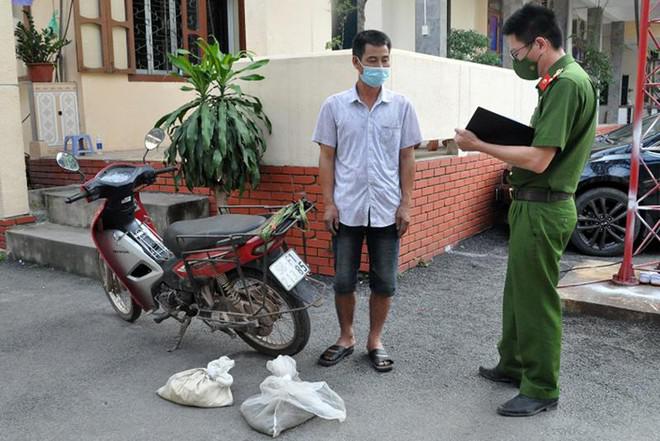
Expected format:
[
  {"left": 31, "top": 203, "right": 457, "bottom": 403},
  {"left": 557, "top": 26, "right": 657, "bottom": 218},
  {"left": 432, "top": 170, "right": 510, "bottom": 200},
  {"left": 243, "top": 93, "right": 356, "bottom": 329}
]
[
  {"left": 144, "top": 128, "right": 165, "bottom": 151},
  {"left": 56, "top": 152, "right": 80, "bottom": 172},
  {"left": 143, "top": 128, "right": 166, "bottom": 163}
]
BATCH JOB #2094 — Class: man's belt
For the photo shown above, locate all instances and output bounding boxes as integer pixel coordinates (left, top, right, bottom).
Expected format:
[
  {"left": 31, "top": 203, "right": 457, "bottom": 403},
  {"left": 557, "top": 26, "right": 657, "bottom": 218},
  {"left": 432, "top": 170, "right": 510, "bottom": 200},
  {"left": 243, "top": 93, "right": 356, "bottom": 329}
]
[{"left": 510, "top": 188, "right": 574, "bottom": 202}]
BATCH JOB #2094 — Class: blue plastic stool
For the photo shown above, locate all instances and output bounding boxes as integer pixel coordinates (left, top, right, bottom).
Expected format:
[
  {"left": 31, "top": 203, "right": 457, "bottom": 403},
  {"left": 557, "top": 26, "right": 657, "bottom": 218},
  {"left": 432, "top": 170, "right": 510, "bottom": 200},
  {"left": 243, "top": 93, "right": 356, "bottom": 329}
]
[{"left": 63, "top": 134, "right": 95, "bottom": 156}]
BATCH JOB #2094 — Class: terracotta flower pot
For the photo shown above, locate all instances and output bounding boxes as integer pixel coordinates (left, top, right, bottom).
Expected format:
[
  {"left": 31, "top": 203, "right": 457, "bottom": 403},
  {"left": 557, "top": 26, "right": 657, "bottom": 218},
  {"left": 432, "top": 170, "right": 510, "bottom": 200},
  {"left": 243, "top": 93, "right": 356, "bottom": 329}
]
[{"left": 27, "top": 63, "right": 55, "bottom": 82}]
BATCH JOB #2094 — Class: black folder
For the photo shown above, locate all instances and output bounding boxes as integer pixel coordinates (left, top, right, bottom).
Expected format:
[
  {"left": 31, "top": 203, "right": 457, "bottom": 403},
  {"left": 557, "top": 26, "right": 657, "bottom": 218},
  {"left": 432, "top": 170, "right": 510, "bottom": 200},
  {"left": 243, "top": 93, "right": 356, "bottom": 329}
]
[{"left": 465, "top": 107, "right": 535, "bottom": 146}]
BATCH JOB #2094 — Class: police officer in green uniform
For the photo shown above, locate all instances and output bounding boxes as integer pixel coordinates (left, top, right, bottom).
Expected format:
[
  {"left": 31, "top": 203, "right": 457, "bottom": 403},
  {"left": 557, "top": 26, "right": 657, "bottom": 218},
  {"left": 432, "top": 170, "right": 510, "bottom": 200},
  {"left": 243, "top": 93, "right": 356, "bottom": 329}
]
[{"left": 454, "top": 4, "right": 597, "bottom": 417}]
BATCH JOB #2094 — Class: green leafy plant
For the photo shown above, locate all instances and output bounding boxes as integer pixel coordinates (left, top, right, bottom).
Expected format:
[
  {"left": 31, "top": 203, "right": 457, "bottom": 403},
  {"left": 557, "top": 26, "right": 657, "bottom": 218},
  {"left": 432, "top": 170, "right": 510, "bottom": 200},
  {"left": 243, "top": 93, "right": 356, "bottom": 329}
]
[
  {"left": 570, "top": 35, "right": 613, "bottom": 92},
  {"left": 156, "top": 38, "right": 271, "bottom": 206},
  {"left": 579, "top": 46, "right": 613, "bottom": 91},
  {"left": 14, "top": 11, "right": 70, "bottom": 64},
  {"left": 326, "top": 0, "right": 358, "bottom": 50},
  {"left": 447, "top": 29, "right": 501, "bottom": 66}
]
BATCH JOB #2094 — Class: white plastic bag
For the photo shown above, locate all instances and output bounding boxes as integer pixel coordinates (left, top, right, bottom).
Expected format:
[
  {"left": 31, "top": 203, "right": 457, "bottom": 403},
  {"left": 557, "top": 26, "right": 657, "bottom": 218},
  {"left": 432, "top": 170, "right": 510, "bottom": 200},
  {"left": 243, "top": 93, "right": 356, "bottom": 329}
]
[
  {"left": 157, "top": 356, "right": 235, "bottom": 408},
  {"left": 240, "top": 355, "right": 346, "bottom": 437}
]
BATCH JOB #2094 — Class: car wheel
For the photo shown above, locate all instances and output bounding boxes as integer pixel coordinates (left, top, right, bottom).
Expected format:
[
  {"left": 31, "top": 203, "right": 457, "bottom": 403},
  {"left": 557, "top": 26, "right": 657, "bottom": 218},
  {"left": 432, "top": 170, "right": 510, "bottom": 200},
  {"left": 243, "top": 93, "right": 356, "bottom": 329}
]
[{"left": 571, "top": 187, "right": 638, "bottom": 257}]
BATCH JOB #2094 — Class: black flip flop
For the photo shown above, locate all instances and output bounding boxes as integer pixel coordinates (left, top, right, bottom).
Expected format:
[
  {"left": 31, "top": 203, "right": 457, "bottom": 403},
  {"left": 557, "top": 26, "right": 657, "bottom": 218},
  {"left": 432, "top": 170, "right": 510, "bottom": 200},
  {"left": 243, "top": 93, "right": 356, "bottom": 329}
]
[
  {"left": 318, "top": 344, "right": 354, "bottom": 367},
  {"left": 368, "top": 348, "right": 394, "bottom": 372}
]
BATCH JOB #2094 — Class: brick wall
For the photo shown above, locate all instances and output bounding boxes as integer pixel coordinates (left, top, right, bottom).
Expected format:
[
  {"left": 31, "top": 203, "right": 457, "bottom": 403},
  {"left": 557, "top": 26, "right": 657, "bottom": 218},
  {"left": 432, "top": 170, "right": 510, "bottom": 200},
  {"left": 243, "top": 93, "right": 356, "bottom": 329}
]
[
  {"left": 0, "top": 214, "right": 36, "bottom": 250},
  {"left": 27, "top": 154, "right": 505, "bottom": 275}
]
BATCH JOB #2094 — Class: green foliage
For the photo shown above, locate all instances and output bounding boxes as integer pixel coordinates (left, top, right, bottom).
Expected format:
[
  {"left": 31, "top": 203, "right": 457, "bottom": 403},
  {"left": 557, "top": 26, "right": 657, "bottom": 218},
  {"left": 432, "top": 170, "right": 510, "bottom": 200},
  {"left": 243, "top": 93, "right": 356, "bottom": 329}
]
[
  {"left": 155, "top": 38, "right": 272, "bottom": 195},
  {"left": 326, "top": 35, "right": 344, "bottom": 51},
  {"left": 447, "top": 28, "right": 501, "bottom": 66},
  {"left": 579, "top": 46, "right": 613, "bottom": 91},
  {"left": 0, "top": 252, "right": 6, "bottom": 263},
  {"left": 570, "top": 35, "right": 613, "bottom": 91},
  {"left": 14, "top": 11, "right": 70, "bottom": 64},
  {"left": 327, "top": 0, "right": 357, "bottom": 50}
]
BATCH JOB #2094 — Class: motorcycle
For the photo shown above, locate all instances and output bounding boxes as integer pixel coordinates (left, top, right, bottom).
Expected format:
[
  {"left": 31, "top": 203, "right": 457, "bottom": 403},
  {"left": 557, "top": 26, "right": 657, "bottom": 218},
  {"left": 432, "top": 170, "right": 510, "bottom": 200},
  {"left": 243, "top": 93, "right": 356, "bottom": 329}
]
[{"left": 55, "top": 128, "right": 322, "bottom": 355}]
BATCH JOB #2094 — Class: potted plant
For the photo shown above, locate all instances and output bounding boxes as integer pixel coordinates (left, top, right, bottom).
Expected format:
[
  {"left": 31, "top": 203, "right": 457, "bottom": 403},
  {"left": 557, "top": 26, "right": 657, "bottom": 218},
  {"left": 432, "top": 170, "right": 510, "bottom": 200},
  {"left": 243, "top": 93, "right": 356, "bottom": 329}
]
[
  {"left": 14, "top": 11, "right": 70, "bottom": 82},
  {"left": 155, "top": 38, "right": 272, "bottom": 208}
]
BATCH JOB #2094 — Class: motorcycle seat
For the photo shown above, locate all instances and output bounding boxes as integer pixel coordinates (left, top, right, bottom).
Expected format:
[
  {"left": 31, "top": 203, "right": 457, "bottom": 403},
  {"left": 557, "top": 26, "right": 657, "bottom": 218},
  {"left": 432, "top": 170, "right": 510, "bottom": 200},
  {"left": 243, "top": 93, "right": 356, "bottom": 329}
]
[{"left": 163, "top": 214, "right": 266, "bottom": 257}]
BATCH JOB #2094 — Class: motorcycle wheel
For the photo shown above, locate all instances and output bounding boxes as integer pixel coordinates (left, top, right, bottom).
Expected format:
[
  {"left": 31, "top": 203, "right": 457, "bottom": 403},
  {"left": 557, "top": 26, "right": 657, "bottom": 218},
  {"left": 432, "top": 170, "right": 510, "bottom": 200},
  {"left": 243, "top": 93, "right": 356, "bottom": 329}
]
[
  {"left": 229, "top": 268, "right": 311, "bottom": 356},
  {"left": 98, "top": 257, "right": 142, "bottom": 322}
]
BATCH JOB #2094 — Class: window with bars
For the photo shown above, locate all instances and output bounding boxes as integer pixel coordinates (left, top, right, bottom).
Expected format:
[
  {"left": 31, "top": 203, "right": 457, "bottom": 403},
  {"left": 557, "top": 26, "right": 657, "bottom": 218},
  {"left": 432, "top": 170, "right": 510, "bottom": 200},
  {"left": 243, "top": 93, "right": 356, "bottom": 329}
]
[{"left": 75, "top": 0, "right": 243, "bottom": 76}]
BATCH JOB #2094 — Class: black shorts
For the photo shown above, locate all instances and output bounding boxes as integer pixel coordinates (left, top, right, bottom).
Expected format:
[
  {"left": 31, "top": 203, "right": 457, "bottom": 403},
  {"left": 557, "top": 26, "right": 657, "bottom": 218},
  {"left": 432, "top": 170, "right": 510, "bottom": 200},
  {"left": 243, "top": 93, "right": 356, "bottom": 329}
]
[{"left": 332, "top": 223, "right": 400, "bottom": 296}]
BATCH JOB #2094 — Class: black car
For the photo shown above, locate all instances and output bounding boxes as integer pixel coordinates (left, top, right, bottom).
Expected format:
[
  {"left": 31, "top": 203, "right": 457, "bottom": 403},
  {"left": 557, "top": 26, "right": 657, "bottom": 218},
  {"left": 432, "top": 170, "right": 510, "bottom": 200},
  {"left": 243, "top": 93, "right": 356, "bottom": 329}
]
[{"left": 496, "top": 114, "right": 660, "bottom": 257}]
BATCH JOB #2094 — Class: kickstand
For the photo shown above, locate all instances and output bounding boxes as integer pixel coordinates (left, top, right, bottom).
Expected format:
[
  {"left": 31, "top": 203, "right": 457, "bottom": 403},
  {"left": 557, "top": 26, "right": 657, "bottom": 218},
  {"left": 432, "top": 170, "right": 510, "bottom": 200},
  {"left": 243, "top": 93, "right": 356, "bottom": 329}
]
[{"left": 168, "top": 315, "right": 192, "bottom": 352}]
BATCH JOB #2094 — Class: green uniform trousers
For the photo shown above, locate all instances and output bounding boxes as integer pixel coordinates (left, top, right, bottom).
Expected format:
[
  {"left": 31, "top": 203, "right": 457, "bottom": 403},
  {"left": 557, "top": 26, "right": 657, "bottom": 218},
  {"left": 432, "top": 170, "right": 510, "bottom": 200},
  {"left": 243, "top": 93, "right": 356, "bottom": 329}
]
[{"left": 496, "top": 198, "right": 577, "bottom": 399}]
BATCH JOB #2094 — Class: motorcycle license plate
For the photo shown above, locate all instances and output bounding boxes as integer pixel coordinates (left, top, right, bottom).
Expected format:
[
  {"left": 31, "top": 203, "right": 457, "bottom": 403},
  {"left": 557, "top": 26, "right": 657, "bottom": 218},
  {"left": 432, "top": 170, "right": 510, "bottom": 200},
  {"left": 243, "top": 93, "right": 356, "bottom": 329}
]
[{"left": 269, "top": 249, "right": 310, "bottom": 291}]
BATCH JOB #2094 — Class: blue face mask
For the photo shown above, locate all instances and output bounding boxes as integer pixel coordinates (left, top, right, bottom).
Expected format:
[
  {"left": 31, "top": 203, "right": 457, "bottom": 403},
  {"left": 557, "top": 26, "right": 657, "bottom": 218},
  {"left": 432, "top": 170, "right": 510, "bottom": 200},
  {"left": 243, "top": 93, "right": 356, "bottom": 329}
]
[{"left": 358, "top": 60, "right": 390, "bottom": 88}]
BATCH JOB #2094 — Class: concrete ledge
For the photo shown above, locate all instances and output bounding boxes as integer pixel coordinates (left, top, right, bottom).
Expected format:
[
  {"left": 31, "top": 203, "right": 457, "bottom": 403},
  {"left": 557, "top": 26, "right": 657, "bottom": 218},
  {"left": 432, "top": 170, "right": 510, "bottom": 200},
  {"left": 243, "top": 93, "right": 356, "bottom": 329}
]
[
  {"left": 33, "top": 186, "right": 209, "bottom": 233},
  {"left": 559, "top": 259, "right": 660, "bottom": 323},
  {"left": 563, "top": 298, "right": 660, "bottom": 324},
  {"left": 6, "top": 222, "right": 99, "bottom": 279}
]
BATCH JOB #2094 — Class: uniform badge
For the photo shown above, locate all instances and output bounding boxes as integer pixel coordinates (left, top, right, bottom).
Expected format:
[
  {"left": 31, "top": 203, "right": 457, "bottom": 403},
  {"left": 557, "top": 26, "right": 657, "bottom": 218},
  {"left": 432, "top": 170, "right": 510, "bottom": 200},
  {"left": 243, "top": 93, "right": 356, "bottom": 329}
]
[{"left": 537, "top": 68, "right": 564, "bottom": 92}]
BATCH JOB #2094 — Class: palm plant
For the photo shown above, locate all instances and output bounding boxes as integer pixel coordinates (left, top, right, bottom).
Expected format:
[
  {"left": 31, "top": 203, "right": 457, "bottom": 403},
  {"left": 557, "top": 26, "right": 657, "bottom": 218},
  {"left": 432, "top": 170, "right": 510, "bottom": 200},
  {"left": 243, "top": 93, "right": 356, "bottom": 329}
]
[{"left": 156, "top": 38, "right": 272, "bottom": 208}]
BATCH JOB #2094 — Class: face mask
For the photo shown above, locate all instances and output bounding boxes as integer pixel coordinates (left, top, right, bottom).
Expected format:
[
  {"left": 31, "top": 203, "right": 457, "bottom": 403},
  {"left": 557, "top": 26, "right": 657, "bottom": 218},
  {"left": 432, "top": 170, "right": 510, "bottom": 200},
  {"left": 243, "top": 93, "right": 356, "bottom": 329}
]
[
  {"left": 358, "top": 60, "right": 391, "bottom": 87},
  {"left": 512, "top": 43, "right": 543, "bottom": 80},
  {"left": 513, "top": 57, "right": 540, "bottom": 80}
]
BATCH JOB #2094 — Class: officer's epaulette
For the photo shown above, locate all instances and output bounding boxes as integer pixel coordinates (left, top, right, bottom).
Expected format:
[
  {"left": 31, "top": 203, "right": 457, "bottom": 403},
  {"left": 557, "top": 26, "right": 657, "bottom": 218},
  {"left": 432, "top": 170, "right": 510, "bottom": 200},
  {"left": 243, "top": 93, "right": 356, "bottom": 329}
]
[{"left": 537, "top": 68, "right": 564, "bottom": 92}]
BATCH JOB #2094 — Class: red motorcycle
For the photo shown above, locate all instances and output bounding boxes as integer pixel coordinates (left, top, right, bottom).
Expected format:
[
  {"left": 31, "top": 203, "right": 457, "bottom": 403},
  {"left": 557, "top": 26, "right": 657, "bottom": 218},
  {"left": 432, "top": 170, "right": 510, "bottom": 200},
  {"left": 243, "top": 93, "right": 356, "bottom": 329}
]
[{"left": 55, "top": 128, "right": 321, "bottom": 355}]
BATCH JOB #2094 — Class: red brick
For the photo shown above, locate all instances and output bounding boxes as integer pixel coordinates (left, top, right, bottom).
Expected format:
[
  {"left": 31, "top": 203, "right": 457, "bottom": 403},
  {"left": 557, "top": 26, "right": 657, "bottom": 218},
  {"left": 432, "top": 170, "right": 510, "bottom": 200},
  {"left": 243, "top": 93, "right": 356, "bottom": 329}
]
[
  {"left": 304, "top": 185, "right": 322, "bottom": 194},
  {"left": 293, "top": 175, "right": 316, "bottom": 185},
  {"left": 16, "top": 216, "right": 36, "bottom": 225},
  {"left": 283, "top": 166, "right": 307, "bottom": 175}
]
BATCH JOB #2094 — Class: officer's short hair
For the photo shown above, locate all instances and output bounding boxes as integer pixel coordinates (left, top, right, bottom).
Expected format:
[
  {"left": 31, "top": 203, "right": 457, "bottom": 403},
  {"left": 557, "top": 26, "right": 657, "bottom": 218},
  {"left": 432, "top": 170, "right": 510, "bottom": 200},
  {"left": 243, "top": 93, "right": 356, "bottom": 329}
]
[
  {"left": 352, "top": 30, "right": 392, "bottom": 60},
  {"left": 503, "top": 3, "right": 563, "bottom": 49}
]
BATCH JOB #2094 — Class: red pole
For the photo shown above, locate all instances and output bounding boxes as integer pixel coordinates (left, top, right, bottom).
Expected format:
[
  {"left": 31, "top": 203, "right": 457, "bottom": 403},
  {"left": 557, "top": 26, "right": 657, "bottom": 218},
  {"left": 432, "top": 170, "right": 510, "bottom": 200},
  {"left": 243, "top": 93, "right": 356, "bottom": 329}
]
[{"left": 613, "top": 0, "right": 652, "bottom": 285}]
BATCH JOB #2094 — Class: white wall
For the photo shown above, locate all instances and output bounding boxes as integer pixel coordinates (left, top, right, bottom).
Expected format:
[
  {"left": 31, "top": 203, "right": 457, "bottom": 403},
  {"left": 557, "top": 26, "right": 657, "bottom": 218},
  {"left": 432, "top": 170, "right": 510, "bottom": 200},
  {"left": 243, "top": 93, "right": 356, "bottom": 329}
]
[
  {"left": 390, "top": 50, "right": 537, "bottom": 143},
  {"left": 365, "top": 0, "right": 416, "bottom": 51},
  {"left": 246, "top": 49, "right": 536, "bottom": 166},
  {"left": 73, "top": 49, "right": 537, "bottom": 168},
  {"left": 451, "top": 0, "right": 488, "bottom": 34},
  {"left": 245, "top": 0, "right": 332, "bottom": 56}
]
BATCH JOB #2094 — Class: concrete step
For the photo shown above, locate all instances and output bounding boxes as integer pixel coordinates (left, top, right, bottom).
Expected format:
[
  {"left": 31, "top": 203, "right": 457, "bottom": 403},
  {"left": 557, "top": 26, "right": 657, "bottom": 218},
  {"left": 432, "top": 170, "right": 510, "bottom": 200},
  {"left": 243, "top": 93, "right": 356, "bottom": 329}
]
[
  {"left": 6, "top": 222, "right": 100, "bottom": 279},
  {"left": 140, "top": 192, "right": 210, "bottom": 235},
  {"left": 33, "top": 186, "right": 209, "bottom": 234}
]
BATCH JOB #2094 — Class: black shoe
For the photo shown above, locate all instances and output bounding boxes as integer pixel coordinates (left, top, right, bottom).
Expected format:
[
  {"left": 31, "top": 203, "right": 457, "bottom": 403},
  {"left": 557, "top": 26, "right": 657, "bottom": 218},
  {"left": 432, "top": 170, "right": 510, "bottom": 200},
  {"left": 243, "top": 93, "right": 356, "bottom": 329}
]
[
  {"left": 478, "top": 366, "right": 520, "bottom": 387},
  {"left": 497, "top": 394, "right": 558, "bottom": 417}
]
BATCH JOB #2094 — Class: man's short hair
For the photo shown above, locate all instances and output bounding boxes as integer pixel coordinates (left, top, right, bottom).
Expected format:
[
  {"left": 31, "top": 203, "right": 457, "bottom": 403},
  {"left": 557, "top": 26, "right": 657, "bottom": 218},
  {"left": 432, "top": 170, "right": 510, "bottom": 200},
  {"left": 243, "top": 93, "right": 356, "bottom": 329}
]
[
  {"left": 503, "top": 3, "right": 563, "bottom": 49},
  {"left": 352, "top": 30, "right": 392, "bottom": 60}
]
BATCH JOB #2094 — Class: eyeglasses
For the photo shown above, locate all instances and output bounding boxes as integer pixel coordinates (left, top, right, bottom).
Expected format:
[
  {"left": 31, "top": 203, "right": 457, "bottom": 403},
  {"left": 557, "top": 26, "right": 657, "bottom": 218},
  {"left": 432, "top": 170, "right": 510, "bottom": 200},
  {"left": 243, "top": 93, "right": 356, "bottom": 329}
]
[{"left": 509, "top": 42, "right": 533, "bottom": 60}]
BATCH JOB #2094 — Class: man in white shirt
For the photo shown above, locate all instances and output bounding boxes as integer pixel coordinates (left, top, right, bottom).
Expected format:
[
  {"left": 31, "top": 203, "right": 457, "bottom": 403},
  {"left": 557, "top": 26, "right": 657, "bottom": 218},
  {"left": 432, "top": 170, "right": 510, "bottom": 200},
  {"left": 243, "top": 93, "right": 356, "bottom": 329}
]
[{"left": 312, "top": 30, "right": 422, "bottom": 372}]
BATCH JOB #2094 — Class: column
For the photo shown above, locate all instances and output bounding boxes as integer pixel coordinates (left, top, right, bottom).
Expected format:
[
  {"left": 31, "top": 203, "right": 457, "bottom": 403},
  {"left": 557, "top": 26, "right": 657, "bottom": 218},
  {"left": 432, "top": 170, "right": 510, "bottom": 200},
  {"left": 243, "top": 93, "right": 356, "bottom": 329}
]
[
  {"left": 605, "top": 21, "right": 625, "bottom": 123},
  {"left": 415, "top": 0, "right": 448, "bottom": 57},
  {"left": 501, "top": 0, "right": 524, "bottom": 69},
  {"left": 587, "top": 7, "right": 603, "bottom": 50},
  {"left": 551, "top": 0, "right": 572, "bottom": 53},
  {"left": 0, "top": 1, "right": 30, "bottom": 222}
]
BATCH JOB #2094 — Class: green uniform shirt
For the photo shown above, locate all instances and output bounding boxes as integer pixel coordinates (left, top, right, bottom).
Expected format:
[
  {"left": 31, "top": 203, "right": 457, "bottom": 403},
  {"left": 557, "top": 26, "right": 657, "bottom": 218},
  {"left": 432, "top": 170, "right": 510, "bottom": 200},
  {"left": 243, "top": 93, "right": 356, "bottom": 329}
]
[{"left": 509, "top": 54, "right": 597, "bottom": 194}]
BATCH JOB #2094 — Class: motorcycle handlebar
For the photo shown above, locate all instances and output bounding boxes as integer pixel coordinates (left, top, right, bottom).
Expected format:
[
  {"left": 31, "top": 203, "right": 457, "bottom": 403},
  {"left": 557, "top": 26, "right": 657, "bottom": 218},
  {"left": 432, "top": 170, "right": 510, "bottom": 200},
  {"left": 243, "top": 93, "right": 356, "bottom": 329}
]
[
  {"left": 65, "top": 189, "right": 89, "bottom": 204},
  {"left": 155, "top": 166, "right": 177, "bottom": 175}
]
